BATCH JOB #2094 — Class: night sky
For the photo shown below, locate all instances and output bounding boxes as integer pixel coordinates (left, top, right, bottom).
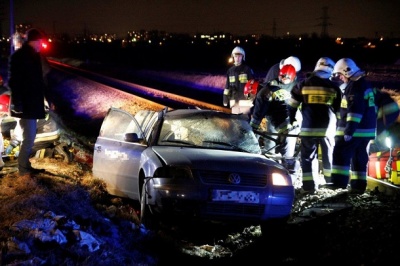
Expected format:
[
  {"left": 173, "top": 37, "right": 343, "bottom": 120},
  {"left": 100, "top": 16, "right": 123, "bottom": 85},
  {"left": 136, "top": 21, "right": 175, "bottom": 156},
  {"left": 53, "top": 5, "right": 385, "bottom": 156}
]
[{"left": 2, "top": 0, "right": 400, "bottom": 39}]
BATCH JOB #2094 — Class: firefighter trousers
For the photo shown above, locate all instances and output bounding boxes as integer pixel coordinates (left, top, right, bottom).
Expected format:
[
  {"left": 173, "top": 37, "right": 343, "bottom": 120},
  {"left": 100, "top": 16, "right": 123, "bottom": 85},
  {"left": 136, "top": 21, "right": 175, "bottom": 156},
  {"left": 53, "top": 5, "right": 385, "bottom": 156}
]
[
  {"left": 301, "top": 135, "right": 334, "bottom": 190},
  {"left": 331, "top": 136, "right": 371, "bottom": 191}
]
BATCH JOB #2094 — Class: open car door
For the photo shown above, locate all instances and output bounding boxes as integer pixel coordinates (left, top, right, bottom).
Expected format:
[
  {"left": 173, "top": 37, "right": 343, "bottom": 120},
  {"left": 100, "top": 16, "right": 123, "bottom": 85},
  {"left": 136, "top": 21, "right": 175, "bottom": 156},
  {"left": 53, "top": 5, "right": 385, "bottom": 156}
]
[{"left": 92, "top": 107, "right": 157, "bottom": 199}]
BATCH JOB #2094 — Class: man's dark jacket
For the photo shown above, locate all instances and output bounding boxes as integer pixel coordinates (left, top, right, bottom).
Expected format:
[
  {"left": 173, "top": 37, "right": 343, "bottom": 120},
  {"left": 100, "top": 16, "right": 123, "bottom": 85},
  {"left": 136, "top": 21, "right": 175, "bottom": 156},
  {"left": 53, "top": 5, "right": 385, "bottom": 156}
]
[{"left": 8, "top": 43, "right": 46, "bottom": 119}]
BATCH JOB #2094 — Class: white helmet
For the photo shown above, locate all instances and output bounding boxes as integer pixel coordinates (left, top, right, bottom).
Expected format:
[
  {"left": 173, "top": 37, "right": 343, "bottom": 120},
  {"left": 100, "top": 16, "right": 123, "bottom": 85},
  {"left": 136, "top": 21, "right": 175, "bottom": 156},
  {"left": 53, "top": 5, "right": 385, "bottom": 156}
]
[
  {"left": 314, "top": 57, "right": 335, "bottom": 74},
  {"left": 231, "top": 46, "right": 245, "bottom": 61},
  {"left": 280, "top": 56, "right": 301, "bottom": 72},
  {"left": 333, "top": 58, "right": 360, "bottom": 78}
]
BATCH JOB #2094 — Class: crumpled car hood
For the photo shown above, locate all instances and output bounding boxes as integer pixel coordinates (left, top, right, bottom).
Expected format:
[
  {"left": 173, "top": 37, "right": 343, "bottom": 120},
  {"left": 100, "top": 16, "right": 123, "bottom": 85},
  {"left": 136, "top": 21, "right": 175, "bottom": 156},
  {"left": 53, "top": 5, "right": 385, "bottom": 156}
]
[{"left": 152, "top": 146, "right": 285, "bottom": 173}]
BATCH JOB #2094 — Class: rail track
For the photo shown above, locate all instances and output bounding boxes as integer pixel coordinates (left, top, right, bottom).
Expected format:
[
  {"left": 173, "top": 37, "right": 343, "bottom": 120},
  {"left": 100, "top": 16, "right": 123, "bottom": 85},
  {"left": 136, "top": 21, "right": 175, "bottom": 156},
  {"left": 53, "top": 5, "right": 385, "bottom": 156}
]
[{"left": 48, "top": 60, "right": 230, "bottom": 112}]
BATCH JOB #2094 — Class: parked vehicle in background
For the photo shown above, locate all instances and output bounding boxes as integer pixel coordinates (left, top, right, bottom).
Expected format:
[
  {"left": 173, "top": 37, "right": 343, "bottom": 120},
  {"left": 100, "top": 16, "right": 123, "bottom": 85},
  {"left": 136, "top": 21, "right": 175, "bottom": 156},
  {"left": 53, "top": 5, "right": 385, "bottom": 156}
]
[{"left": 92, "top": 107, "right": 295, "bottom": 233}]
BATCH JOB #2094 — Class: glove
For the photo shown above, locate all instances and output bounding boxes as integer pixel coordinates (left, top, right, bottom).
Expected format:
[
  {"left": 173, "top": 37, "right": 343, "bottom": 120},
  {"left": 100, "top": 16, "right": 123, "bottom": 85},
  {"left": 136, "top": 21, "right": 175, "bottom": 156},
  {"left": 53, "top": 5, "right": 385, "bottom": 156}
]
[
  {"left": 223, "top": 88, "right": 231, "bottom": 106},
  {"left": 10, "top": 103, "right": 23, "bottom": 114},
  {"left": 344, "top": 135, "right": 352, "bottom": 141}
]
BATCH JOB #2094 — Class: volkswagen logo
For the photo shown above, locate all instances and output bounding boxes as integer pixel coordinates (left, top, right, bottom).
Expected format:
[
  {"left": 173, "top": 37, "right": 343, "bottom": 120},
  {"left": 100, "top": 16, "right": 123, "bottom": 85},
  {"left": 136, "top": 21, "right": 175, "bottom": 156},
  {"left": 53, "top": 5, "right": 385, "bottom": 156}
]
[{"left": 228, "top": 173, "right": 241, "bottom": 184}]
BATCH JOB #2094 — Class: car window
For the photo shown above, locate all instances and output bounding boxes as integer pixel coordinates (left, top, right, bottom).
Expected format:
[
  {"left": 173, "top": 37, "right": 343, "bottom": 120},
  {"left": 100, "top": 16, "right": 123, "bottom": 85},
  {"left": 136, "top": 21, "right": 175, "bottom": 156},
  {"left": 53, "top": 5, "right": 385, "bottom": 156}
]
[
  {"left": 134, "top": 110, "right": 158, "bottom": 139},
  {"left": 158, "top": 112, "right": 261, "bottom": 154},
  {"left": 100, "top": 108, "right": 143, "bottom": 141}
]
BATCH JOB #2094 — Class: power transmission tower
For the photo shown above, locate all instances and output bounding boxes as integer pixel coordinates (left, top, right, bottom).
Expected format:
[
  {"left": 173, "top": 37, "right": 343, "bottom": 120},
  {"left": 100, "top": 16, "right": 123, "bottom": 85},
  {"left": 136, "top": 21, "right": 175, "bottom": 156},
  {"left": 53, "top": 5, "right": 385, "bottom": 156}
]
[{"left": 317, "top": 6, "right": 332, "bottom": 38}]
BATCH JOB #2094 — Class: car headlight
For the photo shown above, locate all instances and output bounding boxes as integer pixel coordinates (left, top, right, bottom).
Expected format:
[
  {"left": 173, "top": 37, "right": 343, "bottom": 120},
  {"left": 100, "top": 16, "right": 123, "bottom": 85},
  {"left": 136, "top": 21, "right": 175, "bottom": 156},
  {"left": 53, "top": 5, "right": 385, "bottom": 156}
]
[
  {"left": 153, "top": 165, "right": 193, "bottom": 179},
  {"left": 271, "top": 172, "right": 291, "bottom": 186}
]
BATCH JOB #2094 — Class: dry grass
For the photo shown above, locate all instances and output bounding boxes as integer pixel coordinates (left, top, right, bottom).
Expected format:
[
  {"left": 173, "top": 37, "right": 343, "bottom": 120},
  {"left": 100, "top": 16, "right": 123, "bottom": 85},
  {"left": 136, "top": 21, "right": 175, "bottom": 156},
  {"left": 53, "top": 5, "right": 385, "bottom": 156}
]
[{"left": 0, "top": 157, "right": 155, "bottom": 265}]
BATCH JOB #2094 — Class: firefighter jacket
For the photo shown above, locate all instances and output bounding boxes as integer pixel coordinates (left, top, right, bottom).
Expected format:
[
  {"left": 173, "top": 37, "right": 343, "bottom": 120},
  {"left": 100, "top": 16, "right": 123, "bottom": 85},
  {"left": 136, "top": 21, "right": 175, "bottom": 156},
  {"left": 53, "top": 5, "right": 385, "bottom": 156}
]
[
  {"left": 336, "top": 74, "right": 377, "bottom": 138},
  {"left": 223, "top": 64, "right": 254, "bottom": 105},
  {"left": 8, "top": 43, "right": 47, "bottom": 120},
  {"left": 250, "top": 79, "right": 295, "bottom": 132},
  {"left": 288, "top": 71, "right": 342, "bottom": 137}
]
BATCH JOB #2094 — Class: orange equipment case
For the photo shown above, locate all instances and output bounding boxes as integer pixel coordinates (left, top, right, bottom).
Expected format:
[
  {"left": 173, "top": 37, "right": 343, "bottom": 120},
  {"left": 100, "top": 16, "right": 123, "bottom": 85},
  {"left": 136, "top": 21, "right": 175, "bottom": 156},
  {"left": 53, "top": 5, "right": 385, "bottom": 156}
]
[{"left": 367, "top": 148, "right": 400, "bottom": 185}]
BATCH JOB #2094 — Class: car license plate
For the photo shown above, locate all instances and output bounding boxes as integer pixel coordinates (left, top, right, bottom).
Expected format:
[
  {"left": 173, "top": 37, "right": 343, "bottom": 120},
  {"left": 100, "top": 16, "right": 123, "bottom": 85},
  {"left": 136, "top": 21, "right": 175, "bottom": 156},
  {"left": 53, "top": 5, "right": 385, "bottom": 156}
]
[{"left": 211, "top": 190, "right": 259, "bottom": 203}]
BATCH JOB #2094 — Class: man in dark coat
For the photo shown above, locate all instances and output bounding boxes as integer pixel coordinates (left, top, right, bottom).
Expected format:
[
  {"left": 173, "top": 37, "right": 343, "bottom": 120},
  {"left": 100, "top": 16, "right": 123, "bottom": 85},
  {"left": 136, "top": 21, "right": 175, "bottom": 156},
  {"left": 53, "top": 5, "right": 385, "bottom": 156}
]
[{"left": 8, "top": 28, "right": 47, "bottom": 177}]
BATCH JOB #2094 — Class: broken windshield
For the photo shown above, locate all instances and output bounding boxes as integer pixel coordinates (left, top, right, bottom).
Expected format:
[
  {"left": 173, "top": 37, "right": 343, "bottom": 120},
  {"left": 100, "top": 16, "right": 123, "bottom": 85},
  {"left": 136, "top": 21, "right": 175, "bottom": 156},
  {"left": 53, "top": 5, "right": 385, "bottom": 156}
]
[{"left": 158, "top": 112, "right": 261, "bottom": 154}]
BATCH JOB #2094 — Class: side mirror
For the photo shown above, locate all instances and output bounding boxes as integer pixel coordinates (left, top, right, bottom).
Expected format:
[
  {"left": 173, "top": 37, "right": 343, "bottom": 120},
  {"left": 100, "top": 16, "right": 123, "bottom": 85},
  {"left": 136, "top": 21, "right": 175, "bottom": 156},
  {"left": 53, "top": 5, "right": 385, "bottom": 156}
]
[{"left": 125, "top": 133, "right": 141, "bottom": 142}]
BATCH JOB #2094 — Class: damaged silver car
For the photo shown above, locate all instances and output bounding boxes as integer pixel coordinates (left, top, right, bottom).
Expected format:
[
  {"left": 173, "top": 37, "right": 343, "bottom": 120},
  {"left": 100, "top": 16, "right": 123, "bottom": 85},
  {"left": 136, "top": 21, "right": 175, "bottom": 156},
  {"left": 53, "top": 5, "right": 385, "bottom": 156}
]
[{"left": 93, "top": 107, "right": 294, "bottom": 232}]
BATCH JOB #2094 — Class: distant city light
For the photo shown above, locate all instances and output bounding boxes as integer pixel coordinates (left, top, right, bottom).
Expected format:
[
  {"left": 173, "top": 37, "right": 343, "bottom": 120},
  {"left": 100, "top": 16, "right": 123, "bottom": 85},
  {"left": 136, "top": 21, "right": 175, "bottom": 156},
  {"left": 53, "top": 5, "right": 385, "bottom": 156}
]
[{"left": 2, "top": 23, "right": 399, "bottom": 51}]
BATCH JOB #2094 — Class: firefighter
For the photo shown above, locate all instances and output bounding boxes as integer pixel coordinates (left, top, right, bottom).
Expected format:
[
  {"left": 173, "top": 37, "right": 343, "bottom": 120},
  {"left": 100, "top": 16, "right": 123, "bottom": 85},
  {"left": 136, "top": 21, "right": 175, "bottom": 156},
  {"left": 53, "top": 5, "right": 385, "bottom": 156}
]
[
  {"left": 255, "top": 56, "right": 303, "bottom": 155},
  {"left": 250, "top": 64, "right": 300, "bottom": 170},
  {"left": 329, "top": 58, "right": 377, "bottom": 194},
  {"left": 288, "top": 57, "right": 342, "bottom": 193},
  {"left": 223, "top": 46, "right": 255, "bottom": 114}
]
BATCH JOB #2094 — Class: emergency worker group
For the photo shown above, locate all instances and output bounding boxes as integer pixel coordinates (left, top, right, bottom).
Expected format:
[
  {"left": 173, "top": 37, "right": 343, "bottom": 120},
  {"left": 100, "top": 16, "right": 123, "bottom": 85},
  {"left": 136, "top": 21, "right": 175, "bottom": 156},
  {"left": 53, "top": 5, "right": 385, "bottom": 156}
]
[{"left": 224, "top": 46, "right": 400, "bottom": 194}]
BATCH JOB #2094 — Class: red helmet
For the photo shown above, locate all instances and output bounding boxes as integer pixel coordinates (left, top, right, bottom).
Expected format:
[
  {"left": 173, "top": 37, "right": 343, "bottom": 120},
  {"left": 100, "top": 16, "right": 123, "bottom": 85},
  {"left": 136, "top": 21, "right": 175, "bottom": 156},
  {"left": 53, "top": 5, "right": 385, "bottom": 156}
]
[
  {"left": 244, "top": 79, "right": 259, "bottom": 96},
  {"left": 0, "top": 94, "right": 10, "bottom": 112},
  {"left": 279, "top": 64, "right": 296, "bottom": 84}
]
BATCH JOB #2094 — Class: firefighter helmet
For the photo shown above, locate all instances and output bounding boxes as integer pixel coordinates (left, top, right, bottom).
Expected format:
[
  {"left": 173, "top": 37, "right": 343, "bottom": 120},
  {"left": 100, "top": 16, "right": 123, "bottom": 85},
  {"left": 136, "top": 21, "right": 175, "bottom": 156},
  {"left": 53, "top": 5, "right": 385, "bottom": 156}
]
[
  {"left": 231, "top": 46, "right": 245, "bottom": 61},
  {"left": 280, "top": 56, "right": 301, "bottom": 72},
  {"left": 314, "top": 57, "right": 335, "bottom": 74},
  {"left": 244, "top": 79, "right": 259, "bottom": 96},
  {"left": 279, "top": 64, "right": 296, "bottom": 84},
  {"left": 333, "top": 58, "right": 360, "bottom": 78}
]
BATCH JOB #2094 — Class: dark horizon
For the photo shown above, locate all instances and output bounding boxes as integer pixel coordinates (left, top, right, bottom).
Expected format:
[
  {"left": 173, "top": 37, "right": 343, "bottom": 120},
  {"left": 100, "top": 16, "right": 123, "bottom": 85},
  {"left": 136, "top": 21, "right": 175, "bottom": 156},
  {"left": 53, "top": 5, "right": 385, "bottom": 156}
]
[
  {"left": 43, "top": 37, "right": 400, "bottom": 74},
  {"left": 2, "top": 1, "right": 399, "bottom": 40}
]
